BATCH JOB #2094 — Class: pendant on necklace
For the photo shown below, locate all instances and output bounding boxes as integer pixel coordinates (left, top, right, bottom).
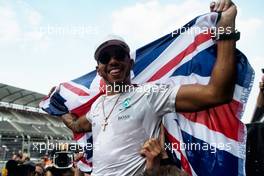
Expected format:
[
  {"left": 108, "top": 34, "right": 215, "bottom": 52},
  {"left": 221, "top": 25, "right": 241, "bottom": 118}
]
[{"left": 101, "top": 119, "right": 108, "bottom": 131}]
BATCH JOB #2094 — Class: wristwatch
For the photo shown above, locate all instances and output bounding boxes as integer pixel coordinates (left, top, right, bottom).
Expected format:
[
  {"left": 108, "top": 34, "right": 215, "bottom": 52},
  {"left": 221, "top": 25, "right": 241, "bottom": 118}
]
[{"left": 214, "top": 30, "right": 240, "bottom": 41}]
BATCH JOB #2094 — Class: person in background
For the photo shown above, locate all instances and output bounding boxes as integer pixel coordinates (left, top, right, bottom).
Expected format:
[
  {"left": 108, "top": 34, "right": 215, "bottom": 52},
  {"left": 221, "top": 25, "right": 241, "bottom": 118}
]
[
  {"left": 40, "top": 154, "right": 52, "bottom": 169},
  {"left": 45, "top": 143, "right": 75, "bottom": 176},
  {"left": 22, "top": 153, "right": 30, "bottom": 163},
  {"left": 1, "top": 167, "right": 8, "bottom": 176},
  {"left": 19, "top": 161, "right": 36, "bottom": 176},
  {"left": 140, "top": 138, "right": 161, "bottom": 175},
  {"left": 11, "top": 153, "right": 22, "bottom": 163},
  {"left": 140, "top": 126, "right": 189, "bottom": 176},
  {"left": 5, "top": 160, "right": 19, "bottom": 176},
  {"left": 34, "top": 163, "right": 44, "bottom": 176},
  {"left": 251, "top": 72, "right": 264, "bottom": 122},
  {"left": 246, "top": 71, "right": 264, "bottom": 175}
]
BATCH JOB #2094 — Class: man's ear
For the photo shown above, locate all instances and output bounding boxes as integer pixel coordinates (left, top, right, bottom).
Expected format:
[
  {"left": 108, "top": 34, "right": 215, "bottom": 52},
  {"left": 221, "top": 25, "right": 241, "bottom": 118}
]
[
  {"left": 96, "top": 66, "right": 102, "bottom": 77},
  {"left": 130, "top": 59, "right": 134, "bottom": 68}
]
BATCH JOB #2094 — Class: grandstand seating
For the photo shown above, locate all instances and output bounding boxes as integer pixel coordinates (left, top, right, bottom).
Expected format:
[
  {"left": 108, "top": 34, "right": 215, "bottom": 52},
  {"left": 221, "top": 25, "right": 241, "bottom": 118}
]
[
  {"left": 11, "top": 110, "right": 43, "bottom": 124},
  {"left": 41, "top": 114, "right": 65, "bottom": 126},
  {"left": 0, "top": 134, "right": 24, "bottom": 158},
  {"left": 0, "top": 121, "right": 18, "bottom": 133},
  {"left": 0, "top": 107, "right": 72, "bottom": 137},
  {"left": 0, "top": 109, "right": 18, "bottom": 121},
  {"left": 14, "top": 122, "right": 40, "bottom": 134},
  {"left": 0, "top": 83, "right": 74, "bottom": 161},
  {"left": 0, "top": 108, "right": 73, "bottom": 161}
]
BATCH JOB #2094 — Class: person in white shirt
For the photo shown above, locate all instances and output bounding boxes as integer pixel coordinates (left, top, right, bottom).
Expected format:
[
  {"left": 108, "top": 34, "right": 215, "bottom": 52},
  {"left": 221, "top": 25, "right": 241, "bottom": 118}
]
[{"left": 60, "top": 1, "right": 239, "bottom": 175}]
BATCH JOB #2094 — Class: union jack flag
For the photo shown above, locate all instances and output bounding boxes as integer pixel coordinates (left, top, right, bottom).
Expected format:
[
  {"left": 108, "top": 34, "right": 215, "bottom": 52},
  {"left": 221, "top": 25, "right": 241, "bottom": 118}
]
[{"left": 40, "top": 12, "right": 254, "bottom": 175}]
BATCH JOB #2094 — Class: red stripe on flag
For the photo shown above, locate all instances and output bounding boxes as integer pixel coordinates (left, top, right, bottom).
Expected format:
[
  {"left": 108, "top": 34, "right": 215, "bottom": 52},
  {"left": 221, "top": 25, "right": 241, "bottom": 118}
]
[
  {"left": 164, "top": 127, "right": 193, "bottom": 175},
  {"left": 62, "top": 82, "right": 89, "bottom": 96},
  {"left": 181, "top": 100, "right": 245, "bottom": 141},
  {"left": 148, "top": 33, "right": 212, "bottom": 82},
  {"left": 74, "top": 133, "right": 86, "bottom": 144},
  {"left": 80, "top": 157, "right": 93, "bottom": 167}
]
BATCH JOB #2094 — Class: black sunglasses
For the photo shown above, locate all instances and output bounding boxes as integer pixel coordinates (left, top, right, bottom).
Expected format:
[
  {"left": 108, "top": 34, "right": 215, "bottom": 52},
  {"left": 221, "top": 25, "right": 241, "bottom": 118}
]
[{"left": 98, "top": 48, "right": 128, "bottom": 64}]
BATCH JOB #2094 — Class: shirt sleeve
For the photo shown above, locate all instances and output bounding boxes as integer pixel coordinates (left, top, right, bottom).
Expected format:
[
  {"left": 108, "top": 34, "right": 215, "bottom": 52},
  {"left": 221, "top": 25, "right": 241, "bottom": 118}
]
[{"left": 146, "top": 83, "right": 180, "bottom": 117}]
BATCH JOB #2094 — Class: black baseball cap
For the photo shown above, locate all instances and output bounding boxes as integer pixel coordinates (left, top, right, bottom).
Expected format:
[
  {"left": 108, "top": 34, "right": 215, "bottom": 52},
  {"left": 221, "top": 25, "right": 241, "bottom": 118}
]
[{"left": 94, "top": 36, "right": 130, "bottom": 61}]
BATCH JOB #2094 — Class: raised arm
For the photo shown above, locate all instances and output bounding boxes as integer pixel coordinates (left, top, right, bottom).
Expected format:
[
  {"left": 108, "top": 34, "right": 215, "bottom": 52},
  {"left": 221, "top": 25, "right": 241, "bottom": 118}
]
[
  {"left": 61, "top": 113, "right": 92, "bottom": 133},
  {"left": 176, "top": 1, "right": 237, "bottom": 112},
  {"left": 46, "top": 87, "right": 92, "bottom": 133}
]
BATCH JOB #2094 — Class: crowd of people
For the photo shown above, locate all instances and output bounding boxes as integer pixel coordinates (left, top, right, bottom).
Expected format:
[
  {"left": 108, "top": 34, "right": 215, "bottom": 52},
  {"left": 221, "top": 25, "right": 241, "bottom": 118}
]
[
  {"left": 1, "top": 150, "right": 89, "bottom": 176},
  {"left": 1, "top": 152, "right": 44, "bottom": 176}
]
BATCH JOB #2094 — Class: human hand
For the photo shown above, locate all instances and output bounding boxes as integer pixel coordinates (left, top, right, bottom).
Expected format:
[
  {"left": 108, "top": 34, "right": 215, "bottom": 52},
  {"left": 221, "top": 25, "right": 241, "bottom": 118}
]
[
  {"left": 140, "top": 138, "right": 161, "bottom": 170},
  {"left": 211, "top": 0, "right": 237, "bottom": 31},
  {"left": 49, "top": 88, "right": 69, "bottom": 116},
  {"left": 210, "top": 0, "right": 233, "bottom": 12}
]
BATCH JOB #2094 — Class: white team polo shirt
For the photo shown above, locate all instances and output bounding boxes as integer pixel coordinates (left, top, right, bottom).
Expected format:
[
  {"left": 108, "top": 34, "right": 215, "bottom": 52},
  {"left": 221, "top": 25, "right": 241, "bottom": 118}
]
[{"left": 86, "top": 83, "right": 180, "bottom": 176}]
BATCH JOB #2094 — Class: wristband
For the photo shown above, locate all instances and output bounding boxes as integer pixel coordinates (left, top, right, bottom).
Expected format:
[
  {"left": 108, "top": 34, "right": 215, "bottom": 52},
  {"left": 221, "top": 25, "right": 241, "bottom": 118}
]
[{"left": 214, "top": 30, "right": 240, "bottom": 41}]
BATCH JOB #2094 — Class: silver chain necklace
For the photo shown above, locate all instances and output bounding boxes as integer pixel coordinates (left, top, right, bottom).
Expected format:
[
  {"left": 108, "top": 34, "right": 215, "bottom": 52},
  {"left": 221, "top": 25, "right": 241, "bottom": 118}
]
[{"left": 101, "top": 94, "right": 122, "bottom": 131}]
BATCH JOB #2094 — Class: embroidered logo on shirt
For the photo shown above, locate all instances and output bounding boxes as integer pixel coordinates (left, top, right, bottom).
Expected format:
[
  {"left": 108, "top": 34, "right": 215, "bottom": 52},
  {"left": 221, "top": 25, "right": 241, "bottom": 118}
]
[
  {"left": 122, "top": 98, "right": 131, "bottom": 108},
  {"left": 118, "top": 115, "right": 130, "bottom": 120}
]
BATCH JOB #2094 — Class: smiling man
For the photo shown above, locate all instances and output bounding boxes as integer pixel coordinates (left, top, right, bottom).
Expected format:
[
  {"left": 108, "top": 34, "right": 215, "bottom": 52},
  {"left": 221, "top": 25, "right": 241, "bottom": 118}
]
[{"left": 59, "top": 1, "right": 240, "bottom": 175}]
